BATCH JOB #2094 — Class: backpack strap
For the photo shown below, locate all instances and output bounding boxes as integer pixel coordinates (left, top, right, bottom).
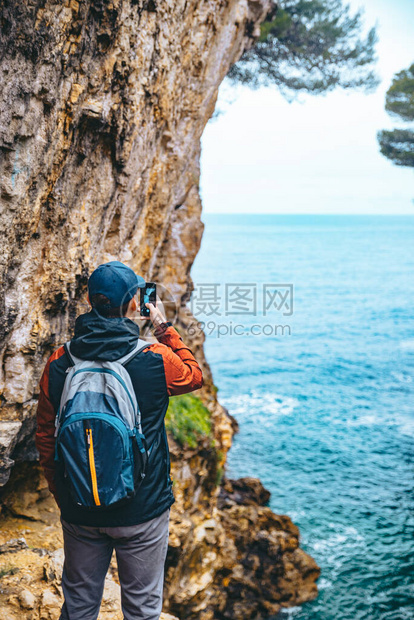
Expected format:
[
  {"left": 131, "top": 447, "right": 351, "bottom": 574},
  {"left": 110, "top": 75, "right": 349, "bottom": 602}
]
[
  {"left": 117, "top": 338, "right": 150, "bottom": 366},
  {"left": 64, "top": 341, "right": 84, "bottom": 366}
]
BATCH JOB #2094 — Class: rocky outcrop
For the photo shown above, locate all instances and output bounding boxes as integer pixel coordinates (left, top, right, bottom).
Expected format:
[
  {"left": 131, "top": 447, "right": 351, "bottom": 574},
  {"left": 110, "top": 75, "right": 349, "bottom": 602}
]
[
  {"left": 165, "top": 474, "right": 320, "bottom": 619},
  {"left": 0, "top": 1, "right": 320, "bottom": 618}
]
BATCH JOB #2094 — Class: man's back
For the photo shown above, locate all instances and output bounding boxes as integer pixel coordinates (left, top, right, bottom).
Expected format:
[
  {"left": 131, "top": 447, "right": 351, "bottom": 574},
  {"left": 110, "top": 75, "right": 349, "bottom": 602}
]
[{"left": 36, "top": 307, "right": 203, "bottom": 527}]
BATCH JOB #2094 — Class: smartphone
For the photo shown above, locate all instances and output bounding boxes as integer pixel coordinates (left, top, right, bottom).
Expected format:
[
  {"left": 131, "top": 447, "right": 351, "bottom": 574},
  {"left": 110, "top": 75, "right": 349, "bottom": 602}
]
[{"left": 140, "top": 283, "right": 156, "bottom": 317}]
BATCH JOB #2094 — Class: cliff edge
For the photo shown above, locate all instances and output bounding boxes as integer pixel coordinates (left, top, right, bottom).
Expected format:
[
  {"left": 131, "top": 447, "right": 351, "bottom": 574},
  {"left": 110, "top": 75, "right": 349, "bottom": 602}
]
[{"left": 0, "top": 1, "right": 320, "bottom": 618}]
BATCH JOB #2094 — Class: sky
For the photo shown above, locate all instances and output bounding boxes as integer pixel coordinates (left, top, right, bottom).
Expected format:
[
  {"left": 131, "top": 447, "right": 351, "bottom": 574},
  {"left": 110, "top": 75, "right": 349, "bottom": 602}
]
[{"left": 200, "top": 0, "right": 414, "bottom": 214}]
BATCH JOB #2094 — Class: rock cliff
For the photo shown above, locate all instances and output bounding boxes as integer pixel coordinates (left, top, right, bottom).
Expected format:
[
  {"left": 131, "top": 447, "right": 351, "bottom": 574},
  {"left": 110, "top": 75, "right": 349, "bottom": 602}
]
[{"left": 0, "top": 1, "right": 320, "bottom": 618}]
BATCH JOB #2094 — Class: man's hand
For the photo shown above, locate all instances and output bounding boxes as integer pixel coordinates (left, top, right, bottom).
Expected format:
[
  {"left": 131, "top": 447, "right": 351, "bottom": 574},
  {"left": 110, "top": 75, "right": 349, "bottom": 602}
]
[{"left": 141, "top": 301, "right": 167, "bottom": 328}]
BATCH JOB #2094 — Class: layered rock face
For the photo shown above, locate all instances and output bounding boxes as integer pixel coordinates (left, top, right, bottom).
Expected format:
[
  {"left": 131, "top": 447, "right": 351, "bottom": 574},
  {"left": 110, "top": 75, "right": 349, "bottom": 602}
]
[
  {"left": 1, "top": 0, "right": 268, "bottom": 479},
  {"left": 0, "top": 1, "right": 320, "bottom": 618}
]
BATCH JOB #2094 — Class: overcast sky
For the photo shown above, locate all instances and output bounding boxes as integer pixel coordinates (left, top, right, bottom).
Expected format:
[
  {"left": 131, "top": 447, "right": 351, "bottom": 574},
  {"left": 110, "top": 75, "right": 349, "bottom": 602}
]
[{"left": 200, "top": 0, "right": 414, "bottom": 215}]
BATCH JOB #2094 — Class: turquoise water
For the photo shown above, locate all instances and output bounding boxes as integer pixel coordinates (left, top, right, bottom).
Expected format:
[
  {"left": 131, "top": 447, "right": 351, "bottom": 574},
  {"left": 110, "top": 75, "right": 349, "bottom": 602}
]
[{"left": 191, "top": 214, "right": 414, "bottom": 620}]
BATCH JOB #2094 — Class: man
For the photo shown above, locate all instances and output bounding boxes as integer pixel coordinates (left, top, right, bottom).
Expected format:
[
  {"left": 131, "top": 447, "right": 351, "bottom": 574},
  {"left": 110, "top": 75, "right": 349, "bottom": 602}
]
[{"left": 35, "top": 261, "right": 203, "bottom": 620}]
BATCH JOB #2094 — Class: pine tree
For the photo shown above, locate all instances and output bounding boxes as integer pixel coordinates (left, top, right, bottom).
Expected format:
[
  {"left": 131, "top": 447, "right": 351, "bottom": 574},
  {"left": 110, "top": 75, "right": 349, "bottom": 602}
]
[
  {"left": 228, "top": 0, "right": 379, "bottom": 98},
  {"left": 377, "top": 63, "right": 414, "bottom": 168}
]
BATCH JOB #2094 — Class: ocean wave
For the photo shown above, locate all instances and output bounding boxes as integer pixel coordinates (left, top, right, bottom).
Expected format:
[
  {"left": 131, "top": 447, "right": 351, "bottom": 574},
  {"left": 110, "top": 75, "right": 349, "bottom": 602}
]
[
  {"left": 395, "top": 416, "right": 414, "bottom": 437},
  {"left": 276, "top": 606, "right": 303, "bottom": 618},
  {"left": 399, "top": 339, "right": 414, "bottom": 351},
  {"left": 391, "top": 371, "right": 413, "bottom": 384},
  {"left": 309, "top": 525, "right": 367, "bottom": 576},
  {"left": 316, "top": 577, "right": 333, "bottom": 590},
  {"left": 346, "top": 413, "right": 379, "bottom": 427},
  {"left": 220, "top": 391, "right": 299, "bottom": 418},
  {"left": 344, "top": 412, "right": 414, "bottom": 437}
]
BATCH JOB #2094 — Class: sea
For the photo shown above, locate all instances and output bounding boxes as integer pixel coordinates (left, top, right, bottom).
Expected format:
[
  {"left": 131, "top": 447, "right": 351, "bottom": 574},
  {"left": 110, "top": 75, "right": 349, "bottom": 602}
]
[{"left": 190, "top": 214, "right": 414, "bottom": 620}]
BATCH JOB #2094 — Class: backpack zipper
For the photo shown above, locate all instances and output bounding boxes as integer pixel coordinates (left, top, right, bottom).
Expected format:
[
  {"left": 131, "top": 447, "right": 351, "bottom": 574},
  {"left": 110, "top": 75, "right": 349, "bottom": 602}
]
[
  {"left": 60, "top": 413, "right": 129, "bottom": 458},
  {"left": 85, "top": 425, "right": 101, "bottom": 506}
]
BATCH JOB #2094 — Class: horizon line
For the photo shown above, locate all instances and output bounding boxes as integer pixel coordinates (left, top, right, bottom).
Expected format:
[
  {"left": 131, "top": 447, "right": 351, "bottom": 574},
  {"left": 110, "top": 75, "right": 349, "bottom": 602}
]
[{"left": 201, "top": 212, "right": 414, "bottom": 216}]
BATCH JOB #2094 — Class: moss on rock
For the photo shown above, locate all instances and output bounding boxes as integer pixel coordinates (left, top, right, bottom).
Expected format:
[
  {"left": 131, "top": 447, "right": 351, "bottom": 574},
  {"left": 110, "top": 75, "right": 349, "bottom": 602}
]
[{"left": 166, "top": 394, "right": 212, "bottom": 449}]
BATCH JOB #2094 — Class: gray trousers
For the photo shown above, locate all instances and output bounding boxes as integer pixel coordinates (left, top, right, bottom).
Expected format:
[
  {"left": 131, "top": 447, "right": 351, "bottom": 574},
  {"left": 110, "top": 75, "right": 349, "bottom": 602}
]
[{"left": 59, "top": 508, "right": 170, "bottom": 620}]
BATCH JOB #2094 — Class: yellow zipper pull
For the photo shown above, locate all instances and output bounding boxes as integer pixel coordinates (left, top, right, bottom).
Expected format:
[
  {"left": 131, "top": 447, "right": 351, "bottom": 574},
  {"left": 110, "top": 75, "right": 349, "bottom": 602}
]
[{"left": 86, "top": 427, "right": 101, "bottom": 507}]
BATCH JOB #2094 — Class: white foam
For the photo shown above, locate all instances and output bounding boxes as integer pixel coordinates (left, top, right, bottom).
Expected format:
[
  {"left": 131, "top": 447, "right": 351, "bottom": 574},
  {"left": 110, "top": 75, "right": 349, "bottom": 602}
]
[
  {"left": 309, "top": 525, "right": 367, "bottom": 575},
  {"left": 312, "top": 533, "right": 348, "bottom": 552},
  {"left": 345, "top": 411, "right": 414, "bottom": 438},
  {"left": 220, "top": 391, "right": 299, "bottom": 420},
  {"left": 391, "top": 371, "right": 413, "bottom": 384},
  {"left": 346, "top": 414, "right": 380, "bottom": 427},
  {"left": 277, "top": 607, "right": 303, "bottom": 617},
  {"left": 317, "top": 577, "right": 333, "bottom": 590},
  {"left": 399, "top": 339, "right": 414, "bottom": 351},
  {"left": 288, "top": 509, "right": 307, "bottom": 522},
  {"left": 396, "top": 416, "right": 414, "bottom": 437}
]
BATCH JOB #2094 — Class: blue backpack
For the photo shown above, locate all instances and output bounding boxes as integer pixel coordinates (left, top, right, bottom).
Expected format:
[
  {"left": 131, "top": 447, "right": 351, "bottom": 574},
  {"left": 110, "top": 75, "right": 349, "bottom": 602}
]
[{"left": 54, "top": 339, "right": 150, "bottom": 510}]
